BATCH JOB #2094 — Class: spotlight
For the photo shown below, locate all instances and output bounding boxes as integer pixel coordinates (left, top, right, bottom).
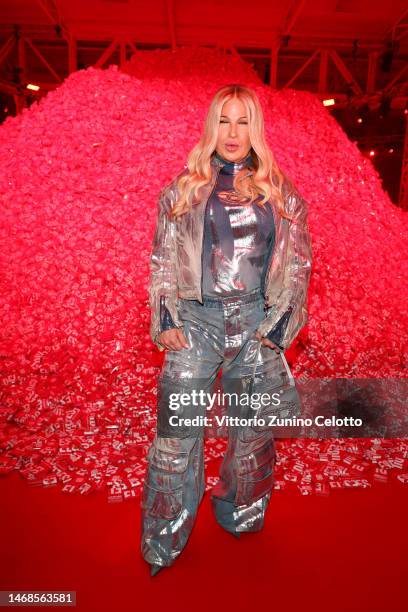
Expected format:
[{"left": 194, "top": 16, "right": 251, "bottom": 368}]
[
  {"left": 323, "top": 98, "right": 335, "bottom": 107},
  {"left": 369, "top": 150, "right": 375, "bottom": 156}
]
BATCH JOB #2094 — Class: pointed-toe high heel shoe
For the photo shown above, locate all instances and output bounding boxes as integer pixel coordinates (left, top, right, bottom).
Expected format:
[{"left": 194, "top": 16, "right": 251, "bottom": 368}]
[{"left": 150, "top": 563, "right": 165, "bottom": 577}]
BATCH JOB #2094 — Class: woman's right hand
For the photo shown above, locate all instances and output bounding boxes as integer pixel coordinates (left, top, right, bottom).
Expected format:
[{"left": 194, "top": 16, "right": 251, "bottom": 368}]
[{"left": 157, "top": 328, "right": 189, "bottom": 351}]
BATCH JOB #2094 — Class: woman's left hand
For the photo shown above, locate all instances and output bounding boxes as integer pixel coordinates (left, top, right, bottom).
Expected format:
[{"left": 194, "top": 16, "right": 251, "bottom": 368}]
[{"left": 254, "top": 330, "right": 282, "bottom": 354}]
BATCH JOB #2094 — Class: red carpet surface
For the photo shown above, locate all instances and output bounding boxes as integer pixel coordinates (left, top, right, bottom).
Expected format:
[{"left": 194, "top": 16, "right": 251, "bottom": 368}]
[{"left": 1, "top": 468, "right": 407, "bottom": 612}]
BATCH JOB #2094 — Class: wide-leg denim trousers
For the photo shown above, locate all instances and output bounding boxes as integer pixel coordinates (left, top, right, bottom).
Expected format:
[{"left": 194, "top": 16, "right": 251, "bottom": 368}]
[{"left": 141, "top": 287, "right": 298, "bottom": 568}]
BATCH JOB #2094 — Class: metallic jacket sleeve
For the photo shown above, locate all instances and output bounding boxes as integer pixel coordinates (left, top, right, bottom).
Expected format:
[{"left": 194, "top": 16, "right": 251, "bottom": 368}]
[
  {"left": 148, "top": 186, "right": 184, "bottom": 351},
  {"left": 256, "top": 179, "right": 312, "bottom": 351}
]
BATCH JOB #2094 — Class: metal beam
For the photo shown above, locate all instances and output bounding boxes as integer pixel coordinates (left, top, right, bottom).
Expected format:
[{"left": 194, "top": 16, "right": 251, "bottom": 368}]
[
  {"left": 94, "top": 39, "right": 119, "bottom": 68},
  {"left": 387, "top": 7, "right": 408, "bottom": 40},
  {"left": 165, "top": 0, "right": 177, "bottom": 51},
  {"left": 283, "top": 48, "right": 320, "bottom": 88},
  {"left": 282, "top": 0, "right": 307, "bottom": 35},
  {"left": 68, "top": 36, "right": 77, "bottom": 73},
  {"left": 318, "top": 49, "right": 328, "bottom": 94},
  {"left": 18, "top": 36, "right": 26, "bottom": 82},
  {"left": 367, "top": 51, "right": 379, "bottom": 94},
  {"left": 269, "top": 43, "right": 279, "bottom": 88},
  {"left": 0, "top": 36, "right": 15, "bottom": 67},
  {"left": 384, "top": 63, "right": 408, "bottom": 93},
  {"left": 24, "top": 37, "right": 63, "bottom": 83},
  {"left": 35, "top": 0, "right": 73, "bottom": 45},
  {"left": 119, "top": 42, "right": 126, "bottom": 66},
  {"left": 328, "top": 49, "right": 363, "bottom": 95},
  {"left": 0, "top": 78, "right": 18, "bottom": 96}
]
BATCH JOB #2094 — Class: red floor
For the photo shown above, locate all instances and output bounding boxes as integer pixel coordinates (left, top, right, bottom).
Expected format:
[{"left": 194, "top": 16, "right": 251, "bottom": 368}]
[{"left": 1, "top": 469, "right": 407, "bottom": 612}]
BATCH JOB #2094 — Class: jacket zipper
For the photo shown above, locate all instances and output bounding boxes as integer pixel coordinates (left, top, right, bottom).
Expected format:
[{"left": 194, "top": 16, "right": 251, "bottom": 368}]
[{"left": 199, "top": 164, "right": 222, "bottom": 303}]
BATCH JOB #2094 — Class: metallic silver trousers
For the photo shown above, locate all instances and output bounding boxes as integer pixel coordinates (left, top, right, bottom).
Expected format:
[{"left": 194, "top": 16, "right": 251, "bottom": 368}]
[{"left": 141, "top": 287, "right": 296, "bottom": 568}]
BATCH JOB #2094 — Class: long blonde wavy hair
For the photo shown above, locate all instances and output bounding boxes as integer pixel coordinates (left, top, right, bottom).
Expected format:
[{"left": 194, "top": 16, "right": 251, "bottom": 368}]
[{"left": 170, "top": 83, "right": 292, "bottom": 221}]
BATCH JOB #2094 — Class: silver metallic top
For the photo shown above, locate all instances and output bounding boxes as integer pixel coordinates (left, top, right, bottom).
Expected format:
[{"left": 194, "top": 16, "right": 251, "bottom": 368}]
[{"left": 202, "top": 151, "right": 275, "bottom": 297}]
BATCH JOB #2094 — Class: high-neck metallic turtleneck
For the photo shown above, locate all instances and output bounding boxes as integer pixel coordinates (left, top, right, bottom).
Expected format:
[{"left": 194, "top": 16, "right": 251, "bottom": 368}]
[
  {"left": 213, "top": 150, "right": 253, "bottom": 174},
  {"left": 202, "top": 150, "right": 275, "bottom": 297}
]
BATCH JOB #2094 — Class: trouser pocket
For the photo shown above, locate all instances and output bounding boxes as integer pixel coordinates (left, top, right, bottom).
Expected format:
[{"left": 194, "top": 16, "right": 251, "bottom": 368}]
[
  {"left": 141, "top": 438, "right": 192, "bottom": 520},
  {"left": 142, "top": 483, "right": 184, "bottom": 520},
  {"left": 234, "top": 434, "right": 276, "bottom": 507},
  {"left": 248, "top": 346, "right": 302, "bottom": 428}
]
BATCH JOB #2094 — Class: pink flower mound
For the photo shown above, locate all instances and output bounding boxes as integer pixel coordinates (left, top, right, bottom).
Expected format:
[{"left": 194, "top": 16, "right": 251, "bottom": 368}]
[
  {"left": 121, "top": 45, "right": 262, "bottom": 83},
  {"left": 0, "top": 50, "right": 406, "bottom": 501}
]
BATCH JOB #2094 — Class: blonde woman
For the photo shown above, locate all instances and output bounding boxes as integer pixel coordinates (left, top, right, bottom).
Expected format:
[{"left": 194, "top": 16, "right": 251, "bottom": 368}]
[{"left": 141, "top": 83, "right": 312, "bottom": 576}]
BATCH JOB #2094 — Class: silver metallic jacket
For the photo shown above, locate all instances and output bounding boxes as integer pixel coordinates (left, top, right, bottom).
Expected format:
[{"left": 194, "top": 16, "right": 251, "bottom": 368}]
[{"left": 148, "top": 154, "right": 313, "bottom": 352}]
